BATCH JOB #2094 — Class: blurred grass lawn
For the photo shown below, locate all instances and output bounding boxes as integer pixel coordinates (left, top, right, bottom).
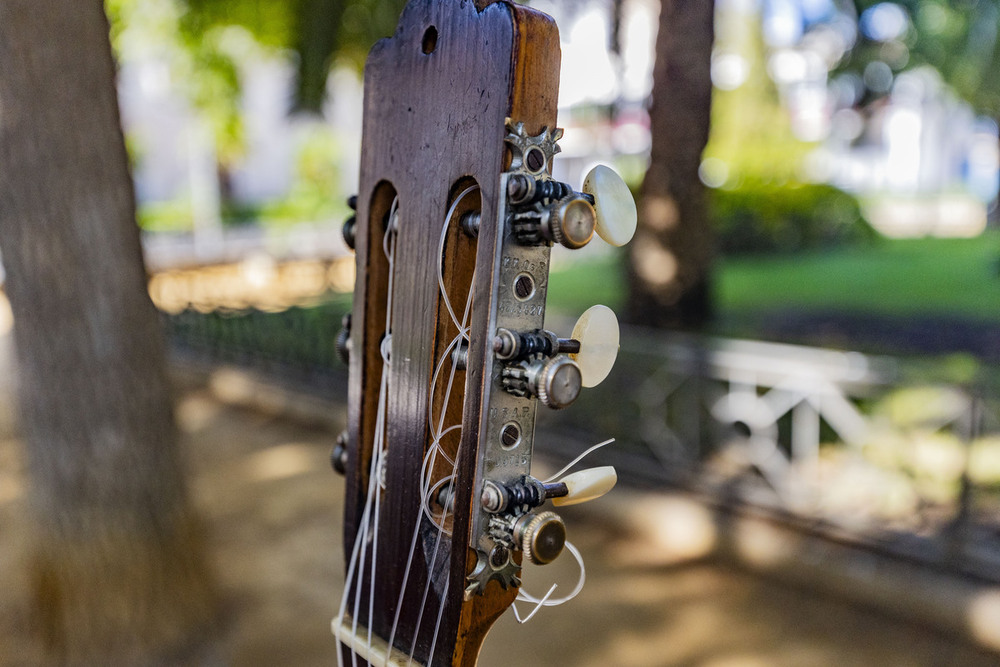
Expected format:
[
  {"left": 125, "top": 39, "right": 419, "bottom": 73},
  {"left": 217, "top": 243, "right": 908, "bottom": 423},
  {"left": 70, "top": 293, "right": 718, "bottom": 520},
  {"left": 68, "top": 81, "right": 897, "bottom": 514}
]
[{"left": 547, "top": 231, "right": 1000, "bottom": 326}]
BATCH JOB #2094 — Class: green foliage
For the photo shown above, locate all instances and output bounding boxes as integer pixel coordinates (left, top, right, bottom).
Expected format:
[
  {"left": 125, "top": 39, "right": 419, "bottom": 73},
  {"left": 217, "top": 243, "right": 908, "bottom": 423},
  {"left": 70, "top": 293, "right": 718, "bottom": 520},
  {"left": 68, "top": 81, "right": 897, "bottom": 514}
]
[
  {"left": 178, "top": 29, "right": 245, "bottom": 165},
  {"left": 259, "top": 124, "right": 349, "bottom": 225},
  {"left": 137, "top": 123, "right": 349, "bottom": 230},
  {"left": 845, "top": 0, "right": 1000, "bottom": 117},
  {"left": 137, "top": 200, "right": 196, "bottom": 232},
  {"left": 180, "top": 0, "right": 295, "bottom": 47},
  {"left": 546, "top": 253, "right": 627, "bottom": 318},
  {"left": 716, "top": 230, "right": 1000, "bottom": 321},
  {"left": 704, "top": 3, "right": 812, "bottom": 186},
  {"left": 710, "top": 181, "right": 876, "bottom": 254},
  {"left": 700, "top": 2, "right": 863, "bottom": 254},
  {"left": 108, "top": 0, "right": 247, "bottom": 167},
  {"left": 547, "top": 230, "right": 1000, "bottom": 329},
  {"left": 174, "top": 0, "right": 406, "bottom": 112}
]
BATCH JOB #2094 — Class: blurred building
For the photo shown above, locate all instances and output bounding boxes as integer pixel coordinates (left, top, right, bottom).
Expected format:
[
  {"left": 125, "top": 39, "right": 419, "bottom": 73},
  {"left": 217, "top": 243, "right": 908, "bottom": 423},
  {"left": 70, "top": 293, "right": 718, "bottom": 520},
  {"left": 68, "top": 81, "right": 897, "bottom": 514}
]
[{"left": 117, "top": 50, "right": 363, "bottom": 223}]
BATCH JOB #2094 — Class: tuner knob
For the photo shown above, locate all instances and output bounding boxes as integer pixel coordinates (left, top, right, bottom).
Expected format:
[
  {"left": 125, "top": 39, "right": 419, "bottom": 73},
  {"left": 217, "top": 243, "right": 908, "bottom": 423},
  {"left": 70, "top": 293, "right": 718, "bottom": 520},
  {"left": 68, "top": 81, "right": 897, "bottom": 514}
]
[
  {"left": 569, "top": 305, "right": 619, "bottom": 388},
  {"left": 535, "top": 356, "right": 582, "bottom": 409},
  {"left": 513, "top": 511, "right": 566, "bottom": 565},
  {"left": 502, "top": 355, "right": 582, "bottom": 409},
  {"left": 549, "top": 196, "right": 596, "bottom": 250},
  {"left": 582, "top": 165, "right": 637, "bottom": 247}
]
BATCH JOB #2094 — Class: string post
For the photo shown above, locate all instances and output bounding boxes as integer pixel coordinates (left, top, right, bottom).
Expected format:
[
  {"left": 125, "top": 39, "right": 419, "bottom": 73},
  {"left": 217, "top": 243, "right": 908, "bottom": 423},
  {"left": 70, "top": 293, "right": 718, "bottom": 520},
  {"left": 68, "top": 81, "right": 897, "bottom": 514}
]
[
  {"left": 460, "top": 210, "right": 480, "bottom": 238},
  {"left": 450, "top": 340, "right": 469, "bottom": 371},
  {"left": 481, "top": 475, "right": 549, "bottom": 514}
]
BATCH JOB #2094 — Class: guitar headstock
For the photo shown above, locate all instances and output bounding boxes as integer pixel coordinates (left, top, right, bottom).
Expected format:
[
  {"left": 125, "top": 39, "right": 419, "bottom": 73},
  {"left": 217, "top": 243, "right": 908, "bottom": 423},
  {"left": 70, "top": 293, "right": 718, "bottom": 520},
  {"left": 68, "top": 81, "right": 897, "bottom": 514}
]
[{"left": 332, "top": 1, "right": 636, "bottom": 664}]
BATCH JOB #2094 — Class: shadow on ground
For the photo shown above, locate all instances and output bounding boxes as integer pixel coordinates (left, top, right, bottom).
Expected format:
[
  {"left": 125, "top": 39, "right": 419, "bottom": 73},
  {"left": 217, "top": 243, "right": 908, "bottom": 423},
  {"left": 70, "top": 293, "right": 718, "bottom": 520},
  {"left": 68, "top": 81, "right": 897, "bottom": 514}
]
[{"left": 0, "top": 355, "right": 997, "bottom": 665}]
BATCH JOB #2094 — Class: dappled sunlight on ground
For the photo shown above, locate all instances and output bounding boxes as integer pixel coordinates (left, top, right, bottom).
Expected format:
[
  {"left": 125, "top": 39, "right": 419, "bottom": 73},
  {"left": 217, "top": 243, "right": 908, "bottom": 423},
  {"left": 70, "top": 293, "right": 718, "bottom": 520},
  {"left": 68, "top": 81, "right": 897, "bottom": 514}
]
[
  {"left": 608, "top": 495, "right": 717, "bottom": 567},
  {"left": 175, "top": 392, "right": 225, "bottom": 432},
  {"left": 242, "top": 442, "right": 318, "bottom": 482},
  {"left": 969, "top": 589, "right": 1000, "bottom": 651},
  {"left": 0, "top": 341, "right": 998, "bottom": 663}
]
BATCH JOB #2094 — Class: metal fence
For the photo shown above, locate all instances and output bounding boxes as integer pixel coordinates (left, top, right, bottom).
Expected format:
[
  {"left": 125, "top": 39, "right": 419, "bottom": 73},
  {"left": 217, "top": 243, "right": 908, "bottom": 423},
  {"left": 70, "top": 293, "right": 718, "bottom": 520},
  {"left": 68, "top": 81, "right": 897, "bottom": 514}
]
[
  {"left": 166, "top": 308, "right": 1000, "bottom": 578},
  {"left": 539, "top": 327, "right": 1000, "bottom": 579}
]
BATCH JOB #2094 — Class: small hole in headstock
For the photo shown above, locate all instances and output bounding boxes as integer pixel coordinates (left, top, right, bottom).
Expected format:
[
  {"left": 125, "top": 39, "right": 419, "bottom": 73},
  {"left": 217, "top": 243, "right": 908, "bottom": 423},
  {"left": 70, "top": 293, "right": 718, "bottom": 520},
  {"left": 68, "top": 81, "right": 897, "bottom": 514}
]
[{"left": 422, "top": 26, "right": 438, "bottom": 54}]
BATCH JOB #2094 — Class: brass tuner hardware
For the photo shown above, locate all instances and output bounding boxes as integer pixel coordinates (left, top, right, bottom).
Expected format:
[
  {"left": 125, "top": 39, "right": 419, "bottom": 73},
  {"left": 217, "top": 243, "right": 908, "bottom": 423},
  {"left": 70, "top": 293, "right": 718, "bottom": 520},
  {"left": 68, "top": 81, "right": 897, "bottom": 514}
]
[
  {"left": 504, "top": 120, "right": 562, "bottom": 174},
  {"left": 493, "top": 327, "right": 578, "bottom": 362},
  {"left": 549, "top": 196, "right": 596, "bottom": 250},
  {"left": 535, "top": 356, "right": 582, "bottom": 409},
  {"left": 450, "top": 340, "right": 469, "bottom": 370},
  {"left": 501, "top": 354, "right": 582, "bottom": 410},
  {"left": 481, "top": 476, "right": 546, "bottom": 514},
  {"left": 507, "top": 173, "right": 574, "bottom": 206},
  {"left": 460, "top": 210, "right": 481, "bottom": 238},
  {"left": 513, "top": 511, "right": 566, "bottom": 565},
  {"left": 481, "top": 469, "right": 616, "bottom": 514},
  {"left": 507, "top": 178, "right": 596, "bottom": 250}
]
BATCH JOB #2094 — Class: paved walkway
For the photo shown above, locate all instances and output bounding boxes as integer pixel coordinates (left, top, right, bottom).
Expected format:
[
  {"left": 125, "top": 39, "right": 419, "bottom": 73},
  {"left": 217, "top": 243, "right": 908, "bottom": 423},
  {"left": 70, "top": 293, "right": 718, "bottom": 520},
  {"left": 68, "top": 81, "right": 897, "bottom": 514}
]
[{"left": 0, "top": 341, "right": 998, "bottom": 664}]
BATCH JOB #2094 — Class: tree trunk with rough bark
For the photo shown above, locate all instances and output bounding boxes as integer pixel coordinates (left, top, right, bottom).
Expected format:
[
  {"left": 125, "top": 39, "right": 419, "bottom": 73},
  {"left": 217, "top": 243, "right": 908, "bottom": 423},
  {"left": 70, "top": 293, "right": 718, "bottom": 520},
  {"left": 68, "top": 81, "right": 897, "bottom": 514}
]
[
  {"left": 0, "top": 2, "right": 217, "bottom": 662},
  {"left": 626, "top": 0, "right": 715, "bottom": 329}
]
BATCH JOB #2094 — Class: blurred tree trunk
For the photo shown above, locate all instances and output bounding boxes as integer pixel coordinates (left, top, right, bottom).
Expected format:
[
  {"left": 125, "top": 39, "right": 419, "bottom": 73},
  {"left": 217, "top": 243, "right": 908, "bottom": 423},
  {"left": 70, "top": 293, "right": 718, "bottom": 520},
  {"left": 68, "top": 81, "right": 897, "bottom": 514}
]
[
  {"left": 626, "top": 0, "right": 715, "bottom": 329},
  {"left": 0, "top": 2, "right": 217, "bottom": 663}
]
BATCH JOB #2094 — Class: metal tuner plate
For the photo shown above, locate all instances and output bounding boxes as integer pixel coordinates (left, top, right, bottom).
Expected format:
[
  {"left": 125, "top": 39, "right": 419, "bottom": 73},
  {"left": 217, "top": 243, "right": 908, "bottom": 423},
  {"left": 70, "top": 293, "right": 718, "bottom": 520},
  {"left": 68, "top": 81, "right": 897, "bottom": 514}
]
[{"left": 466, "top": 122, "right": 563, "bottom": 597}]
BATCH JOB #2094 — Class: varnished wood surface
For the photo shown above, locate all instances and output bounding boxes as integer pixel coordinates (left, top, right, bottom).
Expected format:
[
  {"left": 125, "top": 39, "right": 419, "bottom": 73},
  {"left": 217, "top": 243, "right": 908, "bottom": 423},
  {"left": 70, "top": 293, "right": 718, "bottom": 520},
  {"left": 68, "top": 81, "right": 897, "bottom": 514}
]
[{"left": 344, "top": 1, "right": 561, "bottom": 664}]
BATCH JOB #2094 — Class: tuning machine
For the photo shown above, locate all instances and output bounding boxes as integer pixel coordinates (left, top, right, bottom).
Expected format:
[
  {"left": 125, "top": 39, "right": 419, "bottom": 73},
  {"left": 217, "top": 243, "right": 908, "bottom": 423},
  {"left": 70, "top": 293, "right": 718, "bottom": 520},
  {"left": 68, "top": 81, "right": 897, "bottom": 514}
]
[
  {"left": 497, "top": 304, "right": 620, "bottom": 409},
  {"left": 506, "top": 165, "right": 637, "bottom": 250},
  {"left": 481, "top": 466, "right": 618, "bottom": 564}
]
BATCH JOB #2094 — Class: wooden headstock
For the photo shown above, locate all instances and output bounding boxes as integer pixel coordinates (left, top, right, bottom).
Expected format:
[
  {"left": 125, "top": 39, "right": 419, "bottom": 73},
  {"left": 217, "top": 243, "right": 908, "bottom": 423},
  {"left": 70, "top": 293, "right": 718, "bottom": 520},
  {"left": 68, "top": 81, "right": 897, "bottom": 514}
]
[{"left": 332, "top": 1, "right": 635, "bottom": 664}]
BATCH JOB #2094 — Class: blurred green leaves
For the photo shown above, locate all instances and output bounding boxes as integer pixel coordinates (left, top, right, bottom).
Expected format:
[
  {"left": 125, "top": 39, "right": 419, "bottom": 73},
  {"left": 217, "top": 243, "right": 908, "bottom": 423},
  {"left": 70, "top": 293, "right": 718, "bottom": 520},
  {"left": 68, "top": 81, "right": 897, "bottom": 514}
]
[
  {"left": 173, "top": 0, "right": 404, "bottom": 112},
  {"left": 108, "top": 0, "right": 406, "bottom": 125},
  {"left": 711, "top": 182, "right": 873, "bottom": 254},
  {"left": 845, "top": 0, "right": 1000, "bottom": 117}
]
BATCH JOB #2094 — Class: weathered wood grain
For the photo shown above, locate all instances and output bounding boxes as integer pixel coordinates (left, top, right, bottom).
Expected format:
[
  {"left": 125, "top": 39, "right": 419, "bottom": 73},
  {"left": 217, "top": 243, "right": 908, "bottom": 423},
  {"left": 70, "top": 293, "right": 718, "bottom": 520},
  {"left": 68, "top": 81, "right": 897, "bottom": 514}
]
[{"left": 344, "top": 1, "right": 560, "bottom": 664}]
